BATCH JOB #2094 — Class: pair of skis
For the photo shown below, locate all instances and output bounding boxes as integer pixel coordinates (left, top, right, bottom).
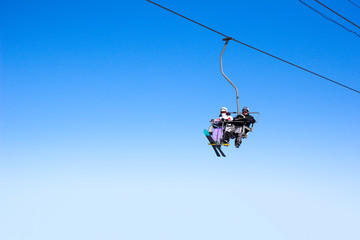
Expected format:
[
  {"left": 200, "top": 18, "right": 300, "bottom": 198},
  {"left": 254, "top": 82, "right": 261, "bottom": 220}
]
[{"left": 203, "top": 129, "right": 226, "bottom": 157}]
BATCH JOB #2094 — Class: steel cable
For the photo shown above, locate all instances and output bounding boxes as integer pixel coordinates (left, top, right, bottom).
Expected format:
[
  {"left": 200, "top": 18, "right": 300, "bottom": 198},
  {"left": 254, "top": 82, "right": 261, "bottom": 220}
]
[
  {"left": 314, "top": 0, "right": 360, "bottom": 30},
  {"left": 299, "top": 0, "right": 360, "bottom": 38},
  {"left": 146, "top": 0, "right": 360, "bottom": 94}
]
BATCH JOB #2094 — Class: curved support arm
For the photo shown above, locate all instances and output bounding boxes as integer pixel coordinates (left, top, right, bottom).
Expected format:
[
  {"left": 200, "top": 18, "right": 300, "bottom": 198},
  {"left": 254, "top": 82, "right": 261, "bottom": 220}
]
[
  {"left": 249, "top": 112, "right": 260, "bottom": 132},
  {"left": 220, "top": 38, "right": 240, "bottom": 114}
]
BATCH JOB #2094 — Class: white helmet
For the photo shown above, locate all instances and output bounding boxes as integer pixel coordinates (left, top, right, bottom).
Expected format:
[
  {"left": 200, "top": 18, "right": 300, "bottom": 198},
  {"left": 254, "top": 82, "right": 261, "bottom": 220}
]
[{"left": 220, "top": 107, "right": 228, "bottom": 113}]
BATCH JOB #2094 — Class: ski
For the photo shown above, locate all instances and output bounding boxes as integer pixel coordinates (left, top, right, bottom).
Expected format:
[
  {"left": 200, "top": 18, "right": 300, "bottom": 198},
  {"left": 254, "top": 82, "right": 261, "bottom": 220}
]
[
  {"left": 216, "top": 145, "right": 226, "bottom": 157},
  {"left": 203, "top": 129, "right": 226, "bottom": 157}
]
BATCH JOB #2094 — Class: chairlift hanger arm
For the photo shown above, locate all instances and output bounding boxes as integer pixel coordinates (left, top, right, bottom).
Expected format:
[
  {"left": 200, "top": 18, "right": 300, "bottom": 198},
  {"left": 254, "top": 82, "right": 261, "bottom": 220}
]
[{"left": 220, "top": 37, "right": 240, "bottom": 115}]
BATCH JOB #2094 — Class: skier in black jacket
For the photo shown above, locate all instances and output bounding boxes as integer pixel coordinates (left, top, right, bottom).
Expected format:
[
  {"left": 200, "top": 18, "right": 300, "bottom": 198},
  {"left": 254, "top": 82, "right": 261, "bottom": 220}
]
[{"left": 232, "top": 107, "right": 256, "bottom": 148}]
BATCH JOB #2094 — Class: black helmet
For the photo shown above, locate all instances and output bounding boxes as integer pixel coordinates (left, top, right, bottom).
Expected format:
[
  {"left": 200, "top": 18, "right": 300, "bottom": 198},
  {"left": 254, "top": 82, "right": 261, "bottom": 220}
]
[{"left": 242, "top": 107, "right": 249, "bottom": 113}]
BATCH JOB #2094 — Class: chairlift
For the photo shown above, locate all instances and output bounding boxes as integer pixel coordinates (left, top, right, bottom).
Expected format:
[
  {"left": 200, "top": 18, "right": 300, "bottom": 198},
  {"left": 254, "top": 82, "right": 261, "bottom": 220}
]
[{"left": 204, "top": 37, "right": 260, "bottom": 157}]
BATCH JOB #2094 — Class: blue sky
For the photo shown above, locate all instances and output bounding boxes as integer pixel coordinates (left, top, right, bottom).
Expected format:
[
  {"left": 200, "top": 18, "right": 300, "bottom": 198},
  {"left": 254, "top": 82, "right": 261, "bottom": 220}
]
[{"left": 1, "top": 0, "right": 360, "bottom": 239}]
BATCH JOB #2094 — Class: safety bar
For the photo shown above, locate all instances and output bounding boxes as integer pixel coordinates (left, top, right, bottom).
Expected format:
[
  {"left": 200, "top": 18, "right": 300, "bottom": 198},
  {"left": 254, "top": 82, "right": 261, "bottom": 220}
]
[{"left": 227, "top": 111, "right": 260, "bottom": 132}]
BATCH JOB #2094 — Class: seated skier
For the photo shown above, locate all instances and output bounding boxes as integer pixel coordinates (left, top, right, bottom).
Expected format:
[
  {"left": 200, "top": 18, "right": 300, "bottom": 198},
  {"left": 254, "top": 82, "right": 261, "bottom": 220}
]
[
  {"left": 209, "top": 107, "right": 233, "bottom": 144},
  {"left": 232, "top": 107, "right": 256, "bottom": 148}
]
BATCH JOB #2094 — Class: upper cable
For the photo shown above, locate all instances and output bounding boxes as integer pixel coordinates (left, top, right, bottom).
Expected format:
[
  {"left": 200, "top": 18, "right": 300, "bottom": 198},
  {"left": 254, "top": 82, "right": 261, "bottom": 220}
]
[{"left": 146, "top": 0, "right": 360, "bottom": 94}]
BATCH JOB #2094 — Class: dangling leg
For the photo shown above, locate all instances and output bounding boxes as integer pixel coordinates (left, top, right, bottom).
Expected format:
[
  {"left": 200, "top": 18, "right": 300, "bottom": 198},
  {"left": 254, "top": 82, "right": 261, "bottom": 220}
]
[
  {"left": 212, "top": 128, "right": 223, "bottom": 144},
  {"left": 223, "top": 131, "right": 231, "bottom": 144},
  {"left": 235, "top": 126, "right": 243, "bottom": 148},
  {"left": 208, "top": 125, "right": 214, "bottom": 135},
  {"left": 223, "top": 124, "right": 235, "bottom": 144},
  {"left": 235, "top": 135, "right": 242, "bottom": 148}
]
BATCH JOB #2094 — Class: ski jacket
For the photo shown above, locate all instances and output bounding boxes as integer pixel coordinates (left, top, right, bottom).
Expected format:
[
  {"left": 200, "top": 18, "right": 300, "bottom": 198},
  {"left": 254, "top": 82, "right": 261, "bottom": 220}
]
[
  {"left": 212, "top": 113, "right": 233, "bottom": 127},
  {"left": 233, "top": 114, "right": 255, "bottom": 127}
]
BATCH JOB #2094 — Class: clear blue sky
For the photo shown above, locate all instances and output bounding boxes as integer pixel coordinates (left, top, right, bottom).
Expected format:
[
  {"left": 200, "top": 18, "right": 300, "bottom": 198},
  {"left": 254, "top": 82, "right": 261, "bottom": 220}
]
[{"left": 1, "top": 0, "right": 360, "bottom": 239}]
